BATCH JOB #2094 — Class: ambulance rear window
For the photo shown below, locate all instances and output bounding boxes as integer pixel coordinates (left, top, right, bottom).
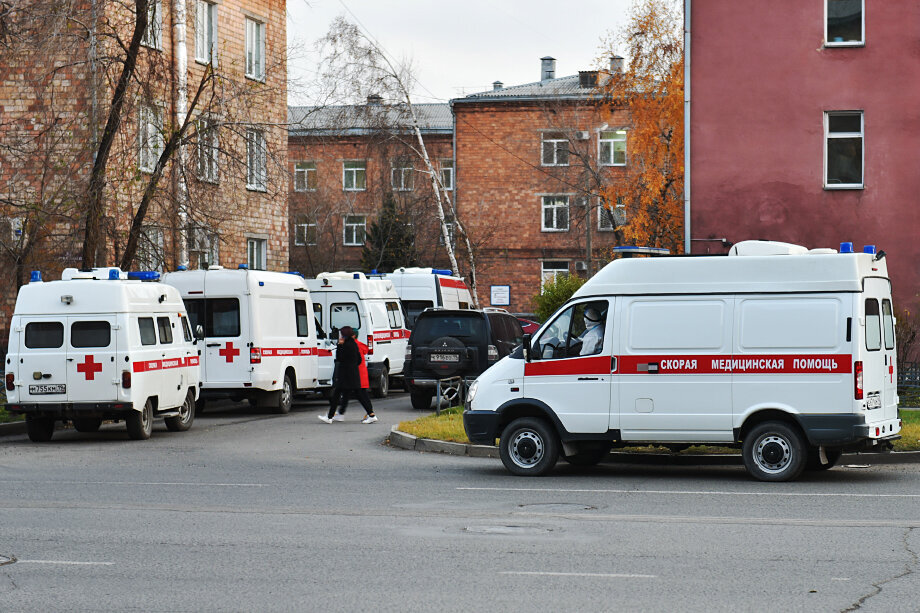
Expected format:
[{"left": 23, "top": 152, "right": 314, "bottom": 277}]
[
  {"left": 865, "top": 299, "right": 881, "bottom": 352},
  {"left": 24, "top": 322, "right": 64, "bottom": 349},
  {"left": 882, "top": 299, "right": 895, "bottom": 350},
  {"left": 157, "top": 317, "right": 173, "bottom": 344},
  {"left": 208, "top": 299, "right": 240, "bottom": 337},
  {"left": 138, "top": 318, "right": 157, "bottom": 346},
  {"left": 71, "top": 321, "right": 111, "bottom": 348}
]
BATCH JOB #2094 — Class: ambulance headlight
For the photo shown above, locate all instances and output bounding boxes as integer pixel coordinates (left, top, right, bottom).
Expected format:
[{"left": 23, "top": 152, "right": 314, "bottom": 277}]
[{"left": 467, "top": 380, "right": 479, "bottom": 404}]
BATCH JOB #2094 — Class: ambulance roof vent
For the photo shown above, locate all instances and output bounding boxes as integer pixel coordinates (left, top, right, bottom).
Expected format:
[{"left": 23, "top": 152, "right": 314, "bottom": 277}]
[
  {"left": 727, "top": 240, "right": 808, "bottom": 257},
  {"left": 61, "top": 267, "right": 125, "bottom": 280},
  {"left": 208, "top": 265, "right": 224, "bottom": 270}
]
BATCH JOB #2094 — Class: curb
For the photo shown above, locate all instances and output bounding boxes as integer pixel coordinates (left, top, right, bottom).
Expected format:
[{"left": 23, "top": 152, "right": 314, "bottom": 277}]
[
  {"left": 387, "top": 426, "right": 920, "bottom": 465},
  {"left": 0, "top": 420, "right": 27, "bottom": 438}
]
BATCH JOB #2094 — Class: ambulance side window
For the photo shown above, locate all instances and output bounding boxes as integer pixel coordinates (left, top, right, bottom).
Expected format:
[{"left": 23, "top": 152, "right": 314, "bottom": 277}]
[
  {"left": 331, "top": 303, "right": 360, "bottom": 332},
  {"left": 882, "top": 299, "right": 895, "bottom": 350},
  {"left": 386, "top": 301, "right": 401, "bottom": 328},
  {"left": 533, "top": 300, "right": 608, "bottom": 359},
  {"left": 71, "top": 321, "right": 111, "bottom": 348},
  {"left": 295, "top": 300, "right": 311, "bottom": 337},
  {"left": 157, "top": 317, "right": 173, "bottom": 344},
  {"left": 25, "top": 322, "right": 64, "bottom": 349},
  {"left": 138, "top": 318, "right": 157, "bottom": 346},
  {"left": 865, "top": 299, "right": 881, "bottom": 351},
  {"left": 313, "top": 303, "right": 323, "bottom": 327},
  {"left": 181, "top": 317, "right": 193, "bottom": 342},
  {"left": 183, "top": 299, "right": 204, "bottom": 335}
]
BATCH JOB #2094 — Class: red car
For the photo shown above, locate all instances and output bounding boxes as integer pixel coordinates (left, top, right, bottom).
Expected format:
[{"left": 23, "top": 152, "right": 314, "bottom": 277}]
[{"left": 517, "top": 318, "right": 541, "bottom": 335}]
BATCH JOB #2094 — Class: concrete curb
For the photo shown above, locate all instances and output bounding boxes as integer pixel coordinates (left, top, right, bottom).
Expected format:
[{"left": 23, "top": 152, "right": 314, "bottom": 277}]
[{"left": 387, "top": 426, "right": 920, "bottom": 465}]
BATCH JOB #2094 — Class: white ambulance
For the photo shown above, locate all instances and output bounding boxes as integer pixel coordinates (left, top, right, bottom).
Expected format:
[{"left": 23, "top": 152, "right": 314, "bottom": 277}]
[
  {"left": 378, "top": 267, "right": 474, "bottom": 328},
  {"left": 306, "top": 272, "right": 409, "bottom": 397},
  {"left": 162, "top": 267, "right": 330, "bottom": 413},
  {"left": 463, "top": 241, "right": 902, "bottom": 482},
  {"left": 5, "top": 268, "right": 199, "bottom": 442}
]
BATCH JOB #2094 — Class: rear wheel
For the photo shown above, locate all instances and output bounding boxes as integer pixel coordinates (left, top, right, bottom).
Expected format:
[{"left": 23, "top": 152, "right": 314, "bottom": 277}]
[
  {"left": 165, "top": 391, "right": 195, "bottom": 432},
  {"left": 72, "top": 418, "right": 102, "bottom": 433},
  {"left": 372, "top": 365, "right": 389, "bottom": 398},
  {"left": 275, "top": 375, "right": 294, "bottom": 414},
  {"left": 25, "top": 415, "right": 55, "bottom": 442},
  {"left": 410, "top": 389, "right": 433, "bottom": 410},
  {"left": 742, "top": 421, "right": 807, "bottom": 482},
  {"left": 499, "top": 417, "right": 559, "bottom": 476},
  {"left": 126, "top": 400, "right": 153, "bottom": 440},
  {"left": 805, "top": 446, "right": 843, "bottom": 471}
]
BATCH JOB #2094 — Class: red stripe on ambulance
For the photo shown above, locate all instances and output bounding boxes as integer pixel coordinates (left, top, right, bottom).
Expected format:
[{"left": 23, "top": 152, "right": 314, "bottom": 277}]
[
  {"left": 524, "top": 355, "right": 610, "bottom": 376},
  {"left": 373, "top": 329, "right": 410, "bottom": 341},
  {"left": 617, "top": 354, "right": 852, "bottom": 375},
  {"left": 260, "top": 347, "right": 317, "bottom": 357},
  {"left": 437, "top": 277, "right": 468, "bottom": 290},
  {"left": 133, "top": 356, "right": 198, "bottom": 372}
]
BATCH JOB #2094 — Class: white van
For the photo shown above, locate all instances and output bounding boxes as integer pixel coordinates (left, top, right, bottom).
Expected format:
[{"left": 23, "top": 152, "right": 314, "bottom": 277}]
[
  {"left": 306, "top": 272, "right": 408, "bottom": 397},
  {"left": 5, "top": 268, "right": 199, "bottom": 442},
  {"left": 463, "top": 241, "right": 902, "bottom": 482},
  {"left": 163, "top": 267, "right": 332, "bottom": 413},
  {"left": 379, "top": 267, "right": 474, "bottom": 328}
]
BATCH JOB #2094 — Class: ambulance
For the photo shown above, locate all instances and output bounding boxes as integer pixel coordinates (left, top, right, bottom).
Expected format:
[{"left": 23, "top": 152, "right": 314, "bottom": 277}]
[
  {"left": 5, "top": 268, "right": 199, "bottom": 442},
  {"left": 162, "top": 267, "right": 330, "bottom": 413},
  {"left": 463, "top": 240, "right": 902, "bottom": 482},
  {"left": 306, "top": 272, "right": 409, "bottom": 398},
  {"left": 377, "top": 267, "right": 474, "bottom": 328}
]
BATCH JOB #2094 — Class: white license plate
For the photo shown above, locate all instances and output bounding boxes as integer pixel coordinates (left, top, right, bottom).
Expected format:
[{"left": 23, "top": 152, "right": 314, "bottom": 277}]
[
  {"left": 866, "top": 394, "right": 881, "bottom": 409},
  {"left": 430, "top": 354, "right": 459, "bottom": 363},
  {"left": 29, "top": 384, "right": 66, "bottom": 395}
]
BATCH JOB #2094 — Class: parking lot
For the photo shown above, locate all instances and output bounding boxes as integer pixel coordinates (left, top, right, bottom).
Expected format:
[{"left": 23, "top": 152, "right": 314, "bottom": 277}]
[{"left": 1, "top": 390, "right": 918, "bottom": 612}]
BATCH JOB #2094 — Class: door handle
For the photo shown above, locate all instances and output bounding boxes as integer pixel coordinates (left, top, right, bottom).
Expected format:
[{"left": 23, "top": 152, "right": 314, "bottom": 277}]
[
  {"left": 610, "top": 356, "right": 617, "bottom": 373},
  {"left": 206, "top": 343, "right": 220, "bottom": 347},
  {"left": 577, "top": 377, "right": 600, "bottom": 381},
  {"left": 67, "top": 358, "right": 74, "bottom": 362}
]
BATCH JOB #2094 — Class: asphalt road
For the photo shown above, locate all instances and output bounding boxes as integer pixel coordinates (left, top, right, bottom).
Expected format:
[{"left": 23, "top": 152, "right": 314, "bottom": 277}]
[{"left": 1, "top": 391, "right": 918, "bottom": 613}]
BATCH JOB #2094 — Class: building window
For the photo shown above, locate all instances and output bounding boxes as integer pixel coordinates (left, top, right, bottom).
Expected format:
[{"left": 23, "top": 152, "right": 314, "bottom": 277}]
[
  {"left": 188, "top": 225, "right": 219, "bottom": 269},
  {"left": 599, "top": 130, "right": 627, "bottom": 166},
  {"left": 824, "top": 111, "right": 863, "bottom": 189},
  {"left": 343, "top": 160, "right": 366, "bottom": 191},
  {"left": 294, "top": 161, "right": 317, "bottom": 191},
  {"left": 541, "top": 132, "right": 569, "bottom": 166},
  {"left": 246, "top": 129, "right": 266, "bottom": 191},
  {"left": 541, "top": 261, "right": 569, "bottom": 289},
  {"left": 195, "top": 1, "right": 218, "bottom": 65},
  {"left": 542, "top": 195, "right": 570, "bottom": 232},
  {"left": 826, "top": 0, "right": 863, "bottom": 46},
  {"left": 343, "top": 215, "right": 366, "bottom": 246},
  {"left": 438, "top": 221, "right": 456, "bottom": 246},
  {"left": 391, "top": 162, "right": 414, "bottom": 191},
  {"left": 197, "top": 118, "right": 219, "bottom": 183},
  {"left": 293, "top": 216, "right": 316, "bottom": 246},
  {"left": 137, "top": 226, "right": 165, "bottom": 271},
  {"left": 598, "top": 197, "right": 625, "bottom": 231},
  {"left": 141, "top": 0, "right": 162, "bottom": 49},
  {"left": 440, "top": 159, "right": 454, "bottom": 191},
  {"left": 138, "top": 104, "right": 164, "bottom": 173},
  {"left": 245, "top": 18, "right": 265, "bottom": 80},
  {"left": 247, "top": 237, "right": 266, "bottom": 270}
]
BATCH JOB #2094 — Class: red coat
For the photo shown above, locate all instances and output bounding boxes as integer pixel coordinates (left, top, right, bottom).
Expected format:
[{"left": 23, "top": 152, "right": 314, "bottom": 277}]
[{"left": 356, "top": 340, "right": 370, "bottom": 389}]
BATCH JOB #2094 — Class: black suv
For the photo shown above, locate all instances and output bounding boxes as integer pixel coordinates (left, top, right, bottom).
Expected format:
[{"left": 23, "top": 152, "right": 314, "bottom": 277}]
[{"left": 404, "top": 308, "right": 524, "bottom": 410}]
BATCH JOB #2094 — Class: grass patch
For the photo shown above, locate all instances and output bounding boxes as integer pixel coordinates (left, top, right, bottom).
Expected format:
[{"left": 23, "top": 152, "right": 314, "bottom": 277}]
[
  {"left": 0, "top": 393, "right": 23, "bottom": 424},
  {"left": 899, "top": 387, "right": 920, "bottom": 407},
  {"left": 399, "top": 406, "right": 920, "bottom": 453}
]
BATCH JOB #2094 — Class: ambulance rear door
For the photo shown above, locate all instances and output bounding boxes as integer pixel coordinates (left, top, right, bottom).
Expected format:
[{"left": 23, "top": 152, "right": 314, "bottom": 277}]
[
  {"left": 198, "top": 297, "right": 249, "bottom": 385},
  {"left": 16, "top": 317, "right": 69, "bottom": 403},
  {"left": 862, "top": 279, "right": 898, "bottom": 424},
  {"left": 66, "top": 315, "right": 119, "bottom": 402}
]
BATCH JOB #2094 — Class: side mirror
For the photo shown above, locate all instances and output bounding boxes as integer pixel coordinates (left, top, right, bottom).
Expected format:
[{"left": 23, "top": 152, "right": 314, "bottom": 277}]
[
  {"left": 195, "top": 324, "right": 205, "bottom": 340},
  {"left": 522, "top": 333, "right": 532, "bottom": 362},
  {"left": 330, "top": 327, "right": 340, "bottom": 340}
]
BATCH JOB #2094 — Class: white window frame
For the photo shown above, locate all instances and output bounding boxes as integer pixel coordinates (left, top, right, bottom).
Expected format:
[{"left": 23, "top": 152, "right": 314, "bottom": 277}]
[
  {"left": 391, "top": 163, "right": 414, "bottom": 191},
  {"left": 293, "top": 217, "right": 317, "bottom": 246},
  {"left": 440, "top": 159, "right": 454, "bottom": 191},
  {"left": 541, "top": 260, "right": 569, "bottom": 291},
  {"left": 197, "top": 118, "right": 219, "bottom": 183},
  {"left": 245, "top": 18, "right": 265, "bottom": 81},
  {"left": 824, "top": 111, "right": 864, "bottom": 190},
  {"left": 599, "top": 130, "right": 627, "bottom": 166},
  {"left": 137, "top": 226, "right": 165, "bottom": 271},
  {"left": 247, "top": 237, "right": 267, "bottom": 270},
  {"left": 138, "top": 103, "right": 164, "bottom": 173},
  {"left": 598, "top": 197, "right": 625, "bottom": 231},
  {"left": 141, "top": 0, "right": 162, "bottom": 50},
  {"left": 541, "top": 195, "right": 570, "bottom": 232},
  {"left": 343, "top": 215, "right": 366, "bottom": 246},
  {"left": 825, "top": 0, "right": 864, "bottom": 47},
  {"left": 294, "top": 161, "right": 316, "bottom": 192},
  {"left": 438, "top": 221, "right": 456, "bottom": 246},
  {"left": 343, "top": 160, "right": 366, "bottom": 191},
  {"left": 541, "top": 132, "right": 569, "bottom": 166},
  {"left": 246, "top": 128, "right": 267, "bottom": 191},
  {"left": 195, "top": 1, "right": 218, "bottom": 65},
  {"left": 188, "top": 225, "right": 219, "bottom": 269}
]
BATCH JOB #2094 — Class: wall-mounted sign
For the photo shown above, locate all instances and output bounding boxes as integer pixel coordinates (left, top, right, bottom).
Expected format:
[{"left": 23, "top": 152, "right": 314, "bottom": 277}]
[{"left": 490, "top": 285, "right": 510, "bottom": 306}]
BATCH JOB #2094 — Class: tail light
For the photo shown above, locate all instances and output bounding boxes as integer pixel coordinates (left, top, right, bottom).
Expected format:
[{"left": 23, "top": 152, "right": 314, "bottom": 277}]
[
  {"left": 367, "top": 335, "right": 374, "bottom": 355},
  {"left": 488, "top": 344, "right": 499, "bottom": 361},
  {"left": 405, "top": 345, "right": 412, "bottom": 360},
  {"left": 5, "top": 373, "right": 14, "bottom": 391},
  {"left": 250, "top": 347, "right": 262, "bottom": 364},
  {"left": 854, "top": 360, "right": 863, "bottom": 400},
  {"left": 121, "top": 370, "right": 131, "bottom": 389}
]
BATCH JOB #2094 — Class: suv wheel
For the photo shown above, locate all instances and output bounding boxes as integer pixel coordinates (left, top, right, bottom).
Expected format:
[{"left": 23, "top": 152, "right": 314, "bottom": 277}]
[
  {"left": 499, "top": 417, "right": 559, "bottom": 476},
  {"left": 410, "top": 389, "right": 433, "bottom": 410}
]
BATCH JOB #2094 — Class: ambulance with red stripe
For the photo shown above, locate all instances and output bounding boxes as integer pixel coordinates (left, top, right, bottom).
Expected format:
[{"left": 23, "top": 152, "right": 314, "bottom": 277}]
[
  {"left": 5, "top": 268, "right": 199, "bottom": 442},
  {"left": 163, "top": 267, "right": 327, "bottom": 413},
  {"left": 306, "top": 272, "right": 409, "bottom": 398},
  {"left": 378, "top": 267, "right": 474, "bottom": 328},
  {"left": 463, "top": 240, "right": 902, "bottom": 482}
]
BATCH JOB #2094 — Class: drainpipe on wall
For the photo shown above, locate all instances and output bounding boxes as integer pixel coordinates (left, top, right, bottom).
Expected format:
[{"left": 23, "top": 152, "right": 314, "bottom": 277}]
[
  {"left": 683, "top": 0, "right": 691, "bottom": 254},
  {"left": 173, "top": 0, "right": 189, "bottom": 267}
]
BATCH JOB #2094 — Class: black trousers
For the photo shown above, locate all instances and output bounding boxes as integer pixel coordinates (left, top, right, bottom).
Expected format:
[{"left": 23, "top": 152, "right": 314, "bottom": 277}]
[{"left": 328, "top": 388, "right": 373, "bottom": 418}]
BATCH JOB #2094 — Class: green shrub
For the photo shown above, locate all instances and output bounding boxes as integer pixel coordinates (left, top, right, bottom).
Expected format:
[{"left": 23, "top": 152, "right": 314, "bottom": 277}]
[{"left": 531, "top": 274, "right": 586, "bottom": 322}]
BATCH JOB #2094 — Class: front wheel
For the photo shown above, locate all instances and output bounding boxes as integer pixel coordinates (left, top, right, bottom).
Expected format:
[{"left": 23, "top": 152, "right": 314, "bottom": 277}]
[
  {"left": 26, "top": 415, "right": 55, "bottom": 442},
  {"left": 126, "top": 400, "right": 153, "bottom": 440},
  {"left": 742, "top": 421, "right": 807, "bottom": 482},
  {"left": 499, "top": 417, "right": 560, "bottom": 476},
  {"left": 372, "top": 365, "right": 389, "bottom": 399},
  {"left": 165, "top": 391, "right": 195, "bottom": 432}
]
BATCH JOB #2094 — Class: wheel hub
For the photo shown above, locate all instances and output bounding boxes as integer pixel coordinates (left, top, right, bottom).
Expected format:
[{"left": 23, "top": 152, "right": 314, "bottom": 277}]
[
  {"left": 754, "top": 434, "right": 791, "bottom": 474},
  {"left": 510, "top": 431, "right": 544, "bottom": 468}
]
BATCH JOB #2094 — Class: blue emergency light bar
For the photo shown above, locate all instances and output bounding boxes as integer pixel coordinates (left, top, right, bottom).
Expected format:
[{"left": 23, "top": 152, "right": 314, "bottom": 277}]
[
  {"left": 612, "top": 246, "right": 670, "bottom": 256},
  {"left": 431, "top": 269, "right": 452, "bottom": 276},
  {"left": 840, "top": 242, "right": 854, "bottom": 253},
  {"left": 108, "top": 269, "right": 120, "bottom": 280},
  {"left": 238, "top": 264, "right": 248, "bottom": 270},
  {"left": 30, "top": 270, "right": 42, "bottom": 283},
  {"left": 127, "top": 271, "right": 160, "bottom": 281},
  {"left": 177, "top": 265, "right": 188, "bottom": 271}
]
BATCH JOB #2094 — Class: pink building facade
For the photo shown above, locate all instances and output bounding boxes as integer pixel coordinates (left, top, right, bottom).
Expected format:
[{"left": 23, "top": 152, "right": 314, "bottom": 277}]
[{"left": 688, "top": 0, "right": 920, "bottom": 310}]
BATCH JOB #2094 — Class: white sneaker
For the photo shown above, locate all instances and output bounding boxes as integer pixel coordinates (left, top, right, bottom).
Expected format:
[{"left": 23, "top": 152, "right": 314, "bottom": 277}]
[
  {"left": 317, "top": 415, "right": 333, "bottom": 424},
  {"left": 332, "top": 414, "right": 345, "bottom": 422},
  {"left": 361, "top": 415, "right": 378, "bottom": 424}
]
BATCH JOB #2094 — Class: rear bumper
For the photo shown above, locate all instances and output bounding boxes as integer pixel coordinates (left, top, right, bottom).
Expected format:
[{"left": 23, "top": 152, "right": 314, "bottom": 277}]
[
  {"left": 408, "top": 376, "right": 477, "bottom": 389},
  {"left": 6, "top": 402, "right": 139, "bottom": 417},
  {"left": 791, "top": 413, "right": 901, "bottom": 450}
]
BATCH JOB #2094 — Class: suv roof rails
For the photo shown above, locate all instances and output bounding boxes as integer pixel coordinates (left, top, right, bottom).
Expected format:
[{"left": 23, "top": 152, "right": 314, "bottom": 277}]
[{"left": 483, "top": 307, "right": 509, "bottom": 313}]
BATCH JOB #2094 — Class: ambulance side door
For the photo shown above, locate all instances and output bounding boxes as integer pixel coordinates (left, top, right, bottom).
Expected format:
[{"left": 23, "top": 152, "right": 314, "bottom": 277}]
[
  {"left": 16, "top": 318, "right": 68, "bottom": 403},
  {"left": 155, "top": 313, "right": 184, "bottom": 408},
  {"left": 67, "top": 315, "right": 118, "bottom": 403},
  {"left": 294, "top": 297, "right": 318, "bottom": 388}
]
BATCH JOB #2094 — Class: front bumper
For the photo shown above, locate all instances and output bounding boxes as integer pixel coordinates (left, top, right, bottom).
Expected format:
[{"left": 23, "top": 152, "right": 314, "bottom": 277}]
[{"left": 463, "top": 409, "right": 501, "bottom": 445}]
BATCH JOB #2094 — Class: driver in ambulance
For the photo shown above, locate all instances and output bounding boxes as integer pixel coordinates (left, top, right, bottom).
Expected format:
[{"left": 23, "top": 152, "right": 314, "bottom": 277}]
[{"left": 580, "top": 306, "right": 605, "bottom": 355}]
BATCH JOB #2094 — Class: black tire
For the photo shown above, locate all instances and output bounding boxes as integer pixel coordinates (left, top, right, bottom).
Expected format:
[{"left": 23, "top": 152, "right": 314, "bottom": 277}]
[
  {"left": 195, "top": 397, "right": 206, "bottom": 415},
  {"left": 742, "top": 421, "right": 807, "bottom": 482},
  {"left": 410, "top": 389, "right": 433, "bottom": 410},
  {"left": 72, "top": 418, "right": 102, "bottom": 433},
  {"left": 562, "top": 443, "right": 612, "bottom": 466},
  {"left": 275, "top": 375, "right": 294, "bottom": 414},
  {"left": 499, "top": 417, "right": 560, "bottom": 476},
  {"left": 165, "top": 391, "right": 195, "bottom": 432},
  {"left": 372, "top": 365, "right": 389, "bottom": 399},
  {"left": 126, "top": 399, "right": 153, "bottom": 440},
  {"left": 805, "top": 446, "right": 843, "bottom": 471},
  {"left": 25, "top": 415, "right": 55, "bottom": 442}
]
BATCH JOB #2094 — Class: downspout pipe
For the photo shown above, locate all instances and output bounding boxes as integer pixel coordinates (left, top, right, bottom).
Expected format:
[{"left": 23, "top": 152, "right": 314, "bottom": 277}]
[
  {"left": 173, "top": 0, "right": 189, "bottom": 267},
  {"left": 683, "top": 0, "right": 691, "bottom": 254}
]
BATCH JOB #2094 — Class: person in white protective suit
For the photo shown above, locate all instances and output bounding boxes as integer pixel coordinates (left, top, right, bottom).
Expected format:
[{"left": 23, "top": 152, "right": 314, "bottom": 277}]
[{"left": 579, "top": 306, "right": 604, "bottom": 355}]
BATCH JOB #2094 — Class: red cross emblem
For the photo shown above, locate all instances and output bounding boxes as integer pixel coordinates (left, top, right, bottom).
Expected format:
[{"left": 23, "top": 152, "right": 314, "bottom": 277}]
[
  {"left": 219, "top": 341, "right": 240, "bottom": 363},
  {"left": 76, "top": 355, "right": 103, "bottom": 380}
]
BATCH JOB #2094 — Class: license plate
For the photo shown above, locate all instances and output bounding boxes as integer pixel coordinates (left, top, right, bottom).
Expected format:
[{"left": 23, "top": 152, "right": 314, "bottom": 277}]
[
  {"left": 866, "top": 394, "right": 881, "bottom": 409},
  {"left": 430, "top": 354, "right": 459, "bottom": 363},
  {"left": 29, "top": 384, "right": 66, "bottom": 395}
]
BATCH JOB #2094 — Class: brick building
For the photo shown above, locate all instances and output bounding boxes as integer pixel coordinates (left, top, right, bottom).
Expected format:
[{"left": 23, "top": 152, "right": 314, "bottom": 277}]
[
  {"left": 0, "top": 0, "right": 287, "bottom": 340},
  {"left": 687, "top": 0, "right": 920, "bottom": 309}
]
